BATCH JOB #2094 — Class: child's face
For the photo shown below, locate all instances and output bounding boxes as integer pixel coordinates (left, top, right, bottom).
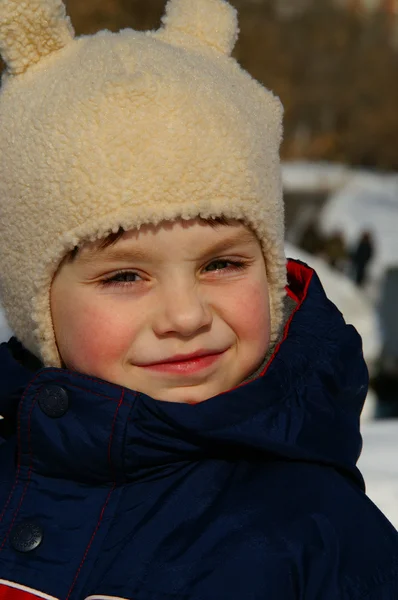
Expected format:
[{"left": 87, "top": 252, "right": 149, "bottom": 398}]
[{"left": 51, "top": 218, "right": 270, "bottom": 403}]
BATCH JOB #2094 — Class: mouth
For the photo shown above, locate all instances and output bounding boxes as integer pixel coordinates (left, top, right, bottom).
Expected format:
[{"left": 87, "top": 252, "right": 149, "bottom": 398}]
[{"left": 139, "top": 350, "right": 227, "bottom": 375}]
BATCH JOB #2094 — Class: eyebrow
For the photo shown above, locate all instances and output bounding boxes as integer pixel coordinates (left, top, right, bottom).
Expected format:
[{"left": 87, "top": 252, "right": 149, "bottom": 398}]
[
  {"left": 78, "top": 229, "right": 258, "bottom": 265},
  {"left": 197, "top": 229, "right": 259, "bottom": 259}
]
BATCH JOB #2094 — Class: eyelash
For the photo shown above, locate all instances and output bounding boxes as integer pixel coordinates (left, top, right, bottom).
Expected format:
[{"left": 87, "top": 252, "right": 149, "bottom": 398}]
[{"left": 100, "top": 260, "right": 248, "bottom": 288}]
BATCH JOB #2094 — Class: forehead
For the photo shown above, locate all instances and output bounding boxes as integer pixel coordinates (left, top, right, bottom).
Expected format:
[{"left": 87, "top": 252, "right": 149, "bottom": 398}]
[{"left": 77, "top": 218, "right": 260, "bottom": 263}]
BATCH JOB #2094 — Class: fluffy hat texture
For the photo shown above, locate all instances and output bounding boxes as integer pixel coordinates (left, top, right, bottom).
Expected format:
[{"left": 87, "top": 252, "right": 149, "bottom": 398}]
[{"left": 0, "top": 0, "right": 286, "bottom": 367}]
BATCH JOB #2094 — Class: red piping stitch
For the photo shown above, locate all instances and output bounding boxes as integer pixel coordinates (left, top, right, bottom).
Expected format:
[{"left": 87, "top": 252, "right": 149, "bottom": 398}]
[
  {"left": 67, "top": 383, "right": 130, "bottom": 405},
  {"left": 65, "top": 390, "right": 125, "bottom": 600},
  {"left": 65, "top": 485, "right": 115, "bottom": 600},
  {"left": 0, "top": 388, "right": 39, "bottom": 550},
  {"left": 108, "top": 390, "right": 125, "bottom": 481}
]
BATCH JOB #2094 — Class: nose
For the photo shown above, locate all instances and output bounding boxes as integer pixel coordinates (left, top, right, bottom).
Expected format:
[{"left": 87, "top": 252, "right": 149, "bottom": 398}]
[{"left": 152, "top": 281, "right": 213, "bottom": 337}]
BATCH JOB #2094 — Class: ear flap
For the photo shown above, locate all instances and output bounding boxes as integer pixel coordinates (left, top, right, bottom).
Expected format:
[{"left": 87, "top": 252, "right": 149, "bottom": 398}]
[
  {"left": 161, "top": 0, "right": 239, "bottom": 56},
  {"left": 0, "top": 0, "right": 74, "bottom": 76}
]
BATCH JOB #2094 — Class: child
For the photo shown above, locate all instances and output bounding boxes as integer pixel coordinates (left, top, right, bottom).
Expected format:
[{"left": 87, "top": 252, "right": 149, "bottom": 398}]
[{"left": 0, "top": 0, "right": 396, "bottom": 598}]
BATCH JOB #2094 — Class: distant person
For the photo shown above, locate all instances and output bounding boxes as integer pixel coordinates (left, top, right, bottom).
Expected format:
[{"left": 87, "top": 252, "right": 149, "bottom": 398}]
[
  {"left": 298, "top": 218, "right": 324, "bottom": 256},
  {"left": 351, "top": 231, "right": 374, "bottom": 286},
  {"left": 324, "top": 230, "right": 347, "bottom": 271},
  {"left": 0, "top": 1, "right": 397, "bottom": 599}
]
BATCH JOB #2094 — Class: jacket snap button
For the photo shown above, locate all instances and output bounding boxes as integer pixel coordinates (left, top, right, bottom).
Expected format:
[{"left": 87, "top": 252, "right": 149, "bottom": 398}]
[
  {"left": 38, "top": 384, "right": 69, "bottom": 418},
  {"left": 10, "top": 521, "right": 43, "bottom": 553}
]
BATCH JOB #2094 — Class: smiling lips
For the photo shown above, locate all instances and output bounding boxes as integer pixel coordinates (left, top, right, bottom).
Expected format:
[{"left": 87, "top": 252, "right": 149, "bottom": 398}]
[{"left": 140, "top": 350, "right": 226, "bottom": 375}]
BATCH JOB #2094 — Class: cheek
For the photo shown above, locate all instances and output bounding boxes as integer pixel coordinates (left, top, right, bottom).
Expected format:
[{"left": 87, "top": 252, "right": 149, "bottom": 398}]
[
  {"left": 53, "top": 294, "right": 138, "bottom": 373},
  {"left": 223, "top": 281, "right": 270, "bottom": 348}
]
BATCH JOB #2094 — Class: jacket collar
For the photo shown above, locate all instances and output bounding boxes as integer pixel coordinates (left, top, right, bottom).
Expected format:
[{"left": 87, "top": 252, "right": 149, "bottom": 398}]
[{"left": 0, "top": 260, "right": 367, "bottom": 488}]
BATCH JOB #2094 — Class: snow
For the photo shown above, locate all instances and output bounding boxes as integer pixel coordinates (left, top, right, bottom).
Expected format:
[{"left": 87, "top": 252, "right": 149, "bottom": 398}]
[
  {"left": 319, "top": 171, "right": 398, "bottom": 281},
  {"left": 282, "top": 161, "right": 351, "bottom": 193},
  {"left": 359, "top": 420, "right": 398, "bottom": 528},
  {"left": 0, "top": 307, "right": 12, "bottom": 344}
]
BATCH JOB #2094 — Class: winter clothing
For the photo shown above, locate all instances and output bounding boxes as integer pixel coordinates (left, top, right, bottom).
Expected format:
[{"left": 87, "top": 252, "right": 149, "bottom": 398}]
[
  {"left": 0, "top": 0, "right": 285, "bottom": 367},
  {"left": 0, "top": 261, "right": 397, "bottom": 600}
]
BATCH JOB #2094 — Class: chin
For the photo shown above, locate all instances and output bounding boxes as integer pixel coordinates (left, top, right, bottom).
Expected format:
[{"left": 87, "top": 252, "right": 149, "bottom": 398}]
[{"left": 149, "top": 384, "right": 225, "bottom": 405}]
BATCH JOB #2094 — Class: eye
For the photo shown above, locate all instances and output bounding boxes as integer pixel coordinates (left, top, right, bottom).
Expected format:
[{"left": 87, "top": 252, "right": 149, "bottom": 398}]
[
  {"left": 204, "top": 260, "right": 246, "bottom": 272},
  {"left": 101, "top": 271, "right": 142, "bottom": 286}
]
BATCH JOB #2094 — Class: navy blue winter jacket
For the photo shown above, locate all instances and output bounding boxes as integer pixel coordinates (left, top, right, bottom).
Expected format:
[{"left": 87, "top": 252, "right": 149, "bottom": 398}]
[{"left": 0, "top": 260, "right": 397, "bottom": 600}]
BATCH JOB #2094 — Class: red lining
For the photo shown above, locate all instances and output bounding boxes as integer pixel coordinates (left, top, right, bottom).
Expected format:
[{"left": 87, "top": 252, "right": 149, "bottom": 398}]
[
  {"left": 259, "top": 260, "right": 314, "bottom": 378},
  {"left": 285, "top": 259, "right": 314, "bottom": 304},
  {"left": 65, "top": 389, "right": 125, "bottom": 599},
  {"left": 0, "top": 581, "right": 58, "bottom": 599}
]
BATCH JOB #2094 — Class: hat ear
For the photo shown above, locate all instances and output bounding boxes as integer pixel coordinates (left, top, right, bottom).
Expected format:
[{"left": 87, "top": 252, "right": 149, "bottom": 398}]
[
  {"left": 0, "top": 0, "right": 74, "bottom": 77},
  {"left": 161, "top": 0, "right": 239, "bottom": 56}
]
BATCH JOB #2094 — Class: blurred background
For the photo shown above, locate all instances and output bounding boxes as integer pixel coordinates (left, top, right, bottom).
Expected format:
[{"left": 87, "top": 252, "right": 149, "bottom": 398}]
[{"left": 0, "top": 0, "right": 397, "bottom": 523}]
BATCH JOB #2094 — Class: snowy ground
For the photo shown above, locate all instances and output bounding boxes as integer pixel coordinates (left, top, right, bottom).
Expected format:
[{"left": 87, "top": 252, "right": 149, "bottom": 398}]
[{"left": 359, "top": 420, "right": 398, "bottom": 528}]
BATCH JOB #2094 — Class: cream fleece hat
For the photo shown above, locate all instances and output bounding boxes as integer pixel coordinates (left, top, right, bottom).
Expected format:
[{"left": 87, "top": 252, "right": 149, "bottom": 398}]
[{"left": 0, "top": 0, "right": 286, "bottom": 367}]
